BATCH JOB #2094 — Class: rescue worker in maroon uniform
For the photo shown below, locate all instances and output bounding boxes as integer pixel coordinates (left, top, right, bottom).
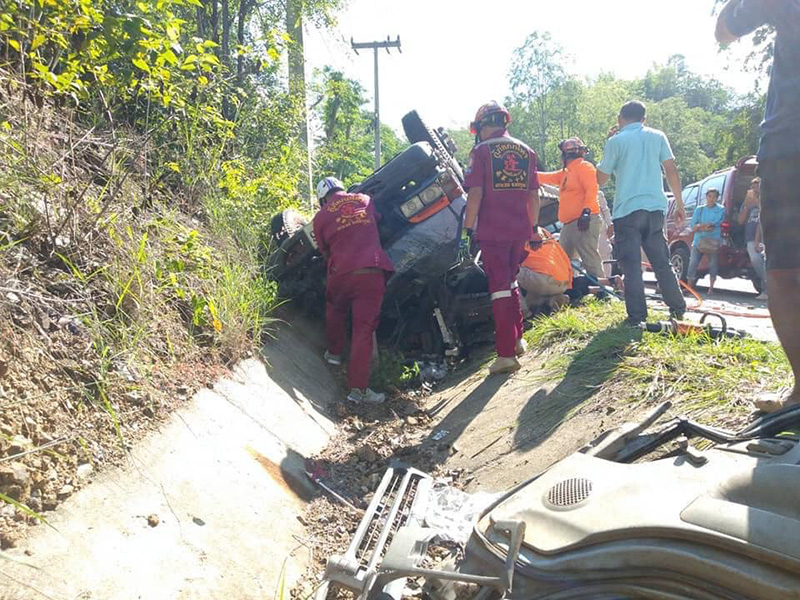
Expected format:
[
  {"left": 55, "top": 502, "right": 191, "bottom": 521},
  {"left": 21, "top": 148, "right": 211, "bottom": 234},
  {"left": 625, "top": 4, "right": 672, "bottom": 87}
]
[
  {"left": 313, "top": 177, "right": 394, "bottom": 404},
  {"left": 464, "top": 102, "right": 541, "bottom": 374}
]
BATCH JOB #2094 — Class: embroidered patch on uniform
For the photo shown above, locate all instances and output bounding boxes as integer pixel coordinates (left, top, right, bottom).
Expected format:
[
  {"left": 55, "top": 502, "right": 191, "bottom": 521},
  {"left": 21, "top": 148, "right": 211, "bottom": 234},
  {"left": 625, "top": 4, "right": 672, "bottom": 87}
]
[
  {"left": 329, "top": 195, "right": 370, "bottom": 231},
  {"left": 491, "top": 142, "right": 529, "bottom": 190}
]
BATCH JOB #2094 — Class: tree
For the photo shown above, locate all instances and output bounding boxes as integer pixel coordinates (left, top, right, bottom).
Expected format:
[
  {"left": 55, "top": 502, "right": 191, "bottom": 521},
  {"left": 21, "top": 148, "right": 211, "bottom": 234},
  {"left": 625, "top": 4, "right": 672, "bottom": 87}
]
[
  {"left": 643, "top": 55, "right": 732, "bottom": 113},
  {"left": 715, "top": 93, "right": 765, "bottom": 164},
  {"left": 446, "top": 128, "right": 475, "bottom": 166},
  {"left": 312, "top": 68, "right": 407, "bottom": 185},
  {"left": 646, "top": 97, "right": 720, "bottom": 185},
  {"left": 507, "top": 31, "right": 569, "bottom": 166},
  {"left": 575, "top": 74, "right": 638, "bottom": 164}
]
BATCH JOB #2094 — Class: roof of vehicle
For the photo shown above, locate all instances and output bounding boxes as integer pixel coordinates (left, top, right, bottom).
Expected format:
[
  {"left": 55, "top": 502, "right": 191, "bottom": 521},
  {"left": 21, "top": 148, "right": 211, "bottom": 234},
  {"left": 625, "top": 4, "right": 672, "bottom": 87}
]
[{"left": 683, "top": 155, "right": 758, "bottom": 190}]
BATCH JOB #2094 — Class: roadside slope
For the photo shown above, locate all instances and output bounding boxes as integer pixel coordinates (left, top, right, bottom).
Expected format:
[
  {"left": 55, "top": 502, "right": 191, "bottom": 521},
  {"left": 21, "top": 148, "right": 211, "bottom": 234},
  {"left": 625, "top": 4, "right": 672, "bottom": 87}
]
[{"left": 1, "top": 321, "right": 336, "bottom": 600}]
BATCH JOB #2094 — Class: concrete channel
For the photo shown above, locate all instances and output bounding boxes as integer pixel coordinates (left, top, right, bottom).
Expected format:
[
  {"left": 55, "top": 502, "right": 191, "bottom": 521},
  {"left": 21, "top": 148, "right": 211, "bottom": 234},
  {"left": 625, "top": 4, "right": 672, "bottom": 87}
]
[{"left": 0, "top": 321, "right": 336, "bottom": 600}]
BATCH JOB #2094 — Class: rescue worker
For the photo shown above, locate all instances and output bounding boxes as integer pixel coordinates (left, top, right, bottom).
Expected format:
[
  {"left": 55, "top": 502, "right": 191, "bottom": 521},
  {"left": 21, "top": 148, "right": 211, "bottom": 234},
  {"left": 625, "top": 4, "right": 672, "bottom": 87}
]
[
  {"left": 518, "top": 228, "right": 572, "bottom": 315},
  {"left": 463, "top": 101, "right": 541, "bottom": 374},
  {"left": 538, "top": 138, "right": 605, "bottom": 279},
  {"left": 312, "top": 177, "right": 394, "bottom": 404}
]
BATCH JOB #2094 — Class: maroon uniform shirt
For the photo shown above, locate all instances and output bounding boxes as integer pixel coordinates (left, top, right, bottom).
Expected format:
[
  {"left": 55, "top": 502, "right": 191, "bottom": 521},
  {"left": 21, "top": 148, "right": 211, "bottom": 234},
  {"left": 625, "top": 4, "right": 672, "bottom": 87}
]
[
  {"left": 464, "top": 129, "right": 540, "bottom": 242},
  {"left": 312, "top": 191, "right": 394, "bottom": 279}
]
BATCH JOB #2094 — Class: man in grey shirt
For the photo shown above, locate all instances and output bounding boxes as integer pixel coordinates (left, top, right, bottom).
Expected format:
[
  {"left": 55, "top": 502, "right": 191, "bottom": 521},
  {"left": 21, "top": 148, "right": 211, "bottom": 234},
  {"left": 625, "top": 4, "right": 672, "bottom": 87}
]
[{"left": 718, "top": 0, "right": 800, "bottom": 412}]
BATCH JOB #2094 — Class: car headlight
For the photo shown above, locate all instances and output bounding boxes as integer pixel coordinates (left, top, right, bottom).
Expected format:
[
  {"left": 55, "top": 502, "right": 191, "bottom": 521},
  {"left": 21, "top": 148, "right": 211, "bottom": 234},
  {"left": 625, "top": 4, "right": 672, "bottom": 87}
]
[
  {"left": 419, "top": 185, "right": 444, "bottom": 206},
  {"left": 400, "top": 196, "right": 425, "bottom": 218}
]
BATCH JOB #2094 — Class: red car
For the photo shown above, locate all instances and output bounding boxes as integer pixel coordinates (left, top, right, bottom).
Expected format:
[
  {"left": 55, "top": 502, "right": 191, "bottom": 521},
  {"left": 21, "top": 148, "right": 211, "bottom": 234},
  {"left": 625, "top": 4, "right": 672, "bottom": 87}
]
[{"left": 665, "top": 156, "right": 763, "bottom": 292}]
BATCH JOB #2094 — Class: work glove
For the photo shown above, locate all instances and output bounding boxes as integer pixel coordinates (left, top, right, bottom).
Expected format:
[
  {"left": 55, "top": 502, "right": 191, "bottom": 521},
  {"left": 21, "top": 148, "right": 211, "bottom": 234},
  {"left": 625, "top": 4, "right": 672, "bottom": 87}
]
[
  {"left": 459, "top": 227, "right": 473, "bottom": 252},
  {"left": 529, "top": 229, "right": 543, "bottom": 251},
  {"left": 457, "top": 227, "right": 474, "bottom": 263},
  {"left": 577, "top": 208, "right": 592, "bottom": 232}
]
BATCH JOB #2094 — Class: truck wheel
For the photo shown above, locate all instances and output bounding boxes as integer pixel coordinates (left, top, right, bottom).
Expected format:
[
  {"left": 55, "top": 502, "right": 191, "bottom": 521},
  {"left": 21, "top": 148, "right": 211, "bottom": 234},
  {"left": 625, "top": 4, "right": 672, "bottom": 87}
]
[
  {"left": 670, "top": 246, "right": 690, "bottom": 282},
  {"left": 269, "top": 209, "right": 307, "bottom": 246},
  {"left": 401, "top": 110, "right": 463, "bottom": 181},
  {"left": 750, "top": 275, "right": 764, "bottom": 294}
]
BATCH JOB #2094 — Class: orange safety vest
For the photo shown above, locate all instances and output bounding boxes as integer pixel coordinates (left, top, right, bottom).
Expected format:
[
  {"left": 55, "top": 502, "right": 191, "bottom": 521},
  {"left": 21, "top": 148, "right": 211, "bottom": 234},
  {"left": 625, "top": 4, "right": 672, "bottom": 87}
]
[
  {"left": 537, "top": 158, "right": 600, "bottom": 224},
  {"left": 521, "top": 235, "right": 573, "bottom": 288}
]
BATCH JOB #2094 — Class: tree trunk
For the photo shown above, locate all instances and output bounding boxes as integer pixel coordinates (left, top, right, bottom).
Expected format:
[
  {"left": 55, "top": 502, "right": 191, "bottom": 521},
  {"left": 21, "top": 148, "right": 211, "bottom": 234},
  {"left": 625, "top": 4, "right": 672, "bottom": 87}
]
[
  {"left": 286, "top": 0, "right": 310, "bottom": 202},
  {"left": 211, "top": 0, "right": 219, "bottom": 45},
  {"left": 236, "top": 0, "right": 252, "bottom": 87},
  {"left": 221, "top": 0, "right": 231, "bottom": 118},
  {"left": 286, "top": 0, "right": 306, "bottom": 101}
]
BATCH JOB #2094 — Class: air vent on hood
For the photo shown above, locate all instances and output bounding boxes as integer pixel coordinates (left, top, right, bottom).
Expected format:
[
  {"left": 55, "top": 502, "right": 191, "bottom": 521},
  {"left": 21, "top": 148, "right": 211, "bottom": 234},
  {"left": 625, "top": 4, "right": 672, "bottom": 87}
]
[{"left": 545, "top": 477, "right": 593, "bottom": 509}]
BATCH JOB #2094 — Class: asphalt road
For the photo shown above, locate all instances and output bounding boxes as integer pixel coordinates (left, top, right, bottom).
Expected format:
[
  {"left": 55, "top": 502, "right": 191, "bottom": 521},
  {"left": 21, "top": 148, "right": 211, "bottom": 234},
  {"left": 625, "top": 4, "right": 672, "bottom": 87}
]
[{"left": 642, "top": 273, "right": 776, "bottom": 342}]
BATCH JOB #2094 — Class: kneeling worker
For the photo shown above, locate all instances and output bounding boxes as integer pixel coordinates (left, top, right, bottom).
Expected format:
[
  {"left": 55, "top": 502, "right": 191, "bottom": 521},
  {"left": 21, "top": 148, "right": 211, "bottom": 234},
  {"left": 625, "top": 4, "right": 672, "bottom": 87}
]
[
  {"left": 313, "top": 177, "right": 394, "bottom": 404},
  {"left": 518, "top": 229, "right": 573, "bottom": 314}
]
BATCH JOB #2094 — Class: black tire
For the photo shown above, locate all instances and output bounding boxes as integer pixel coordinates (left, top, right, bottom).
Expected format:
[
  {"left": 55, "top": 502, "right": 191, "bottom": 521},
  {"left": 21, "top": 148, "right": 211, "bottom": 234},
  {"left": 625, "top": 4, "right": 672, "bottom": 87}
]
[
  {"left": 670, "top": 245, "right": 690, "bottom": 282},
  {"left": 750, "top": 274, "right": 764, "bottom": 294},
  {"left": 269, "top": 209, "right": 307, "bottom": 246},
  {"left": 351, "top": 142, "right": 439, "bottom": 202},
  {"left": 402, "top": 110, "right": 442, "bottom": 149},
  {"left": 401, "top": 110, "right": 464, "bottom": 181}
]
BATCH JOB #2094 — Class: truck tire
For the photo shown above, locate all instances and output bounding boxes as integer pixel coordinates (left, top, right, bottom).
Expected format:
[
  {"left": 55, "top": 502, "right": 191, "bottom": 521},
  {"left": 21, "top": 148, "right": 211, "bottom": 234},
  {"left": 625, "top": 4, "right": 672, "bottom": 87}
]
[
  {"left": 269, "top": 209, "right": 307, "bottom": 246},
  {"left": 401, "top": 110, "right": 464, "bottom": 181},
  {"left": 351, "top": 142, "right": 439, "bottom": 203},
  {"left": 670, "top": 245, "right": 690, "bottom": 282}
]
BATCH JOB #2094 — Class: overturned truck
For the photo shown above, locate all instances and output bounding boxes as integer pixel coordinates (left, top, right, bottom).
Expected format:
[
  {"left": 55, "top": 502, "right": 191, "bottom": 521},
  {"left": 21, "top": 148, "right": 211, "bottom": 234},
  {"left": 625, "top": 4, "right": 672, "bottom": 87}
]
[
  {"left": 267, "top": 111, "right": 558, "bottom": 358},
  {"left": 319, "top": 403, "right": 800, "bottom": 600}
]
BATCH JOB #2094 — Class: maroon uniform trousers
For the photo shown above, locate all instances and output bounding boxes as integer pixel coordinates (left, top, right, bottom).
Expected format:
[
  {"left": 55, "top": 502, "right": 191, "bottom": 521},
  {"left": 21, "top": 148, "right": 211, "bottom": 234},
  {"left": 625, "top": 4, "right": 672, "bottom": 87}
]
[
  {"left": 481, "top": 240, "right": 526, "bottom": 358},
  {"left": 325, "top": 270, "right": 386, "bottom": 389}
]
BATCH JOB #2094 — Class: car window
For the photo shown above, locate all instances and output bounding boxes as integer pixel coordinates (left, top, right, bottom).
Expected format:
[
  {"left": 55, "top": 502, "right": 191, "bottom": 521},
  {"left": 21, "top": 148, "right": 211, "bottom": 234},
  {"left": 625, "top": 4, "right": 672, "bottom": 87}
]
[
  {"left": 682, "top": 185, "right": 700, "bottom": 213},
  {"left": 699, "top": 174, "right": 726, "bottom": 204}
]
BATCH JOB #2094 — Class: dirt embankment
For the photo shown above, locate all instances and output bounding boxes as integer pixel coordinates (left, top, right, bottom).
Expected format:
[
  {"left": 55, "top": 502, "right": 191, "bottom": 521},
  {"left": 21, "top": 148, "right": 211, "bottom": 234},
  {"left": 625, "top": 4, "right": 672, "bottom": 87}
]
[
  {"left": 0, "top": 95, "right": 258, "bottom": 548},
  {"left": 0, "top": 318, "right": 340, "bottom": 600}
]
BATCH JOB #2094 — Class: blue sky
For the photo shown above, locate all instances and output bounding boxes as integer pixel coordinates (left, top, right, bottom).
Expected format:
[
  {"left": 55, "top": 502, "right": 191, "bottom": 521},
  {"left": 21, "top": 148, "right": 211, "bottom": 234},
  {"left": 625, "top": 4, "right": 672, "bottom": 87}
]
[{"left": 305, "top": 0, "right": 763, "bottom": 133}]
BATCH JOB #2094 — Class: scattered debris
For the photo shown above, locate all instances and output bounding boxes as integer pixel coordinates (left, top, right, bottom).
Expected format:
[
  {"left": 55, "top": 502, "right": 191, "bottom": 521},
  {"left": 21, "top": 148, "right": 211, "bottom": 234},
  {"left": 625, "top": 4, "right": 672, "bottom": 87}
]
[{"left": 431, "top": 429, "right": 449, "bottom": 442}]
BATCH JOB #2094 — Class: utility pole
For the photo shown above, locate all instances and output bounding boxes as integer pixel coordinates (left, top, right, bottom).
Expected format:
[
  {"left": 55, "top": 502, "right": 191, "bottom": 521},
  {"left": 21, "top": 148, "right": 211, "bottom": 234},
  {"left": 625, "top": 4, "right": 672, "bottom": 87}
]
[{"left": 351, "top": 35, "right": 401, "bottom": 170}]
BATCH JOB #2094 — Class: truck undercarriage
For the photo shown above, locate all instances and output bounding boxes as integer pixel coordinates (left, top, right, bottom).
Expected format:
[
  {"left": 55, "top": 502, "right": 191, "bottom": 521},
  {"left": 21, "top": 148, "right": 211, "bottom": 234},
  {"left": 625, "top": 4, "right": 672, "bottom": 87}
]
[{"left": 318, "top": 403, "right": 800, "bottom": 600}]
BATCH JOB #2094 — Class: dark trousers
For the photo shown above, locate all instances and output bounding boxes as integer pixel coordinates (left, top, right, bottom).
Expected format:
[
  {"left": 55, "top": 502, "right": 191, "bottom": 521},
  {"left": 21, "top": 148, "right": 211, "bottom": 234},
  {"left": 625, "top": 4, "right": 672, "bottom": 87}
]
[
  {"left": 758, "top": 157, "right": 800, "bottom": 270},
  {"left": 613, "top": 209, "right": 686, "bottom": 322},
  {"left": 326, "top": 271, "right": 386, "bottom": 389},
  {"left": 481, "top": 240, "right": 526, "bottom": 357}
]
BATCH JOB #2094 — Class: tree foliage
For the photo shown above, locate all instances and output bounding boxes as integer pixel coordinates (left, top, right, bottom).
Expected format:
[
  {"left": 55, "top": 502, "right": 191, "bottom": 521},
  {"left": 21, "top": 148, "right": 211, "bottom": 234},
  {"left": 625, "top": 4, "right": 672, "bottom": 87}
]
[
  {"left": 312, "top": 67, "right": 407, "bottom": 187},
  {"left": 505, "top": 27, "right": 764, "bottom": 188},
  {"left": 507, "top": 31, "right": 568, "bottom": 167}
]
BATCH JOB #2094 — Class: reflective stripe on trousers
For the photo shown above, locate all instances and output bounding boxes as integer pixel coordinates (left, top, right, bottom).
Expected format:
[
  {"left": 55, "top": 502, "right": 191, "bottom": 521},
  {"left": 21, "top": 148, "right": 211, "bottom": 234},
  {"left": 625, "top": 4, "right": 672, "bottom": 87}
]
[{"left": 491, "top": 280, "right": 519, "bottom": 301}]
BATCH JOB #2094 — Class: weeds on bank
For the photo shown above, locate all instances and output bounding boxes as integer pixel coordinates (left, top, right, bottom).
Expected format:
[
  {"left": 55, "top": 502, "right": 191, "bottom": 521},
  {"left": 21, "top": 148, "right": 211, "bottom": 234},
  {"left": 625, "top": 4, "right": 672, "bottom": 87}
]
[
  {"left": 0, "top": 107, "right": 283, "bottom": 452},
  {"left": 525, "top": 298, "right": 791, "bottom": 422},
  {"left": 370, "top": 350, "right": 420, "bottom": 391}
]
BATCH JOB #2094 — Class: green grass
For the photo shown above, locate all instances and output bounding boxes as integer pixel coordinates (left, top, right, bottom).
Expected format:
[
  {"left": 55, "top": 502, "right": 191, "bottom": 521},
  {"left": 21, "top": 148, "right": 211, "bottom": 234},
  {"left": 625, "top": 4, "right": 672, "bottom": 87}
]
[
  {"left": 370, "top": 349, "right": 420, "bottom": 391},
  {"left": 524, "top": 298, "right": 792, "bottom": 424}
]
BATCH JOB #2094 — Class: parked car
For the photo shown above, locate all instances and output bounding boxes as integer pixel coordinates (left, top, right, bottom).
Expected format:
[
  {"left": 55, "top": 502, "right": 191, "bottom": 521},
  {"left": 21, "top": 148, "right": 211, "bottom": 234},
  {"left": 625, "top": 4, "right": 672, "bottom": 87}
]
[
  {"left": 665, "top": 156, "right": 762, "bottom": 292},
  {"left": 319, "top": 403, "right": 800, "bottom": 599},
  {"left": 267, "top": 111, "right": 559, "bottom": 358}
]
